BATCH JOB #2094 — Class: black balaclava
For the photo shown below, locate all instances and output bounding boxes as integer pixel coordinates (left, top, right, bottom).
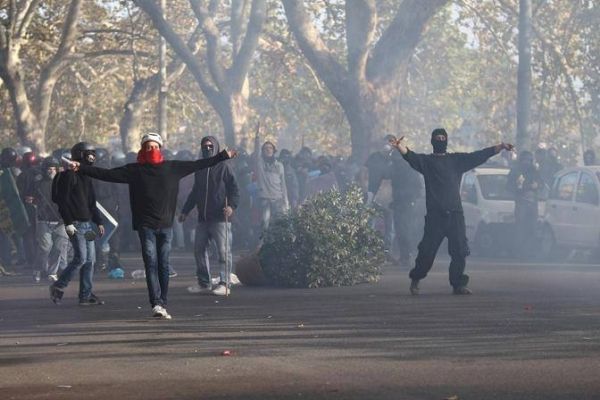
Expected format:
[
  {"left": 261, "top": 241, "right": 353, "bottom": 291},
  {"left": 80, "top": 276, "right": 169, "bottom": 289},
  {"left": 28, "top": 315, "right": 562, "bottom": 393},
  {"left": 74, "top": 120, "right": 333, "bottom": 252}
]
[
  {"left": 431, "top": 128, "right": 448, "bottom": 154},
  {"left": 200, "top": 136, "right": 220, "bottom": 159},
  {"left": 584, "top": 150, "right": 596, "bottom": 166},
  {"left": 519, "top": 151, "right": 535, "bottom": 173}
]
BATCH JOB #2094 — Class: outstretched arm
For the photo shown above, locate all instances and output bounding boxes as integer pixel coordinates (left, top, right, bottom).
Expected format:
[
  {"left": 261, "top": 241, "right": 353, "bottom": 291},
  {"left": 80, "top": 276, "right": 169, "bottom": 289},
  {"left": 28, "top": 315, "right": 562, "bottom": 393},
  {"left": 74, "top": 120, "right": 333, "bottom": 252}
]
[
  {"left": 171, "top": 149, "right": 237, "bottom": 178},
  {"left": 389, "top": 136, "right": 424, "bottom": 174},
  {"left": 456, "top": 143, "right": 514, "bottom": 172},
  {"left": 77, "top": 165, "right": 130, "bottom": 184}
]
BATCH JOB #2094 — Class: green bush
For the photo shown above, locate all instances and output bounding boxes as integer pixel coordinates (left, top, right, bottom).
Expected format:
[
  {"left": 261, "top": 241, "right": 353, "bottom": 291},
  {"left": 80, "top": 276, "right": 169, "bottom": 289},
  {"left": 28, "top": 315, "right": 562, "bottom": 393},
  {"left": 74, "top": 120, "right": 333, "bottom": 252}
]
[{"left": 259, "top": 185, "right": 384, "bottom": 288}]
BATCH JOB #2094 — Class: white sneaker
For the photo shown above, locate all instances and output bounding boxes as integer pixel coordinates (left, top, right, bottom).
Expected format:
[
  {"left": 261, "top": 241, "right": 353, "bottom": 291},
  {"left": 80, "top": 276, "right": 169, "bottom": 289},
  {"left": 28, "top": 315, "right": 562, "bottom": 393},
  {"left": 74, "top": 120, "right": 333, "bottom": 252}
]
[
  {"left": 213, "top": 274, "right": 241, "bottom": 286},
  {"left": 211, "top": 284, "right": 229, "bottom": 296},
  {"left": 48, "top": 274, "right": 58, "bottom": 282},
  {"left": 152, "top": 305, "right": 172, "bottom": 320},
  {"left": 229, "top": 273, "right": 241, "bottom": 286},
  {"left": 187, "top": 283, "right": 212, "bottom": 294}
]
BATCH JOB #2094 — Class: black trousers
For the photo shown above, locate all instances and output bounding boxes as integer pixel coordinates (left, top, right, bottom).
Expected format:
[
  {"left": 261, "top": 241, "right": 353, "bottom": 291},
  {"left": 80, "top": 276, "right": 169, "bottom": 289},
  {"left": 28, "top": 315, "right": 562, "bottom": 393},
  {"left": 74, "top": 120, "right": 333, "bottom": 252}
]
[{"left": 409, "top": 211, "right": 470, "bottom": 288}]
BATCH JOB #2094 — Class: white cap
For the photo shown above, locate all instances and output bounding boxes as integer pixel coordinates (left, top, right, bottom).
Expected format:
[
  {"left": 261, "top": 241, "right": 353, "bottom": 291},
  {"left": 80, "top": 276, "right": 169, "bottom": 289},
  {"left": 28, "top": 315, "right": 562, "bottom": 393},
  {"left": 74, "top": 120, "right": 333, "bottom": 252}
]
[{"left": 140, "top": 132, "right": 164, "bottom": 148}]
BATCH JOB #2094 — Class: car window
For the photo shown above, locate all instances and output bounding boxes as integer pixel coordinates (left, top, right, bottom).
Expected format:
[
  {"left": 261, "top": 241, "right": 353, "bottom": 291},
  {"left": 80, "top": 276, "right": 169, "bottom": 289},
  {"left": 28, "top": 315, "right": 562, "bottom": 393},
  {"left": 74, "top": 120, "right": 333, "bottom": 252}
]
[
  {"left": 477, "top": 174, "right": 512, "bottom": 200},
  {"left": 461, "top": 173, "right": 477, "bottom": 204},
  {"left": 550, "top": 172, "right": 578, "bottom": 201},
  {"left": 576, "top": 173, "right": 599, "bottom": 205}
]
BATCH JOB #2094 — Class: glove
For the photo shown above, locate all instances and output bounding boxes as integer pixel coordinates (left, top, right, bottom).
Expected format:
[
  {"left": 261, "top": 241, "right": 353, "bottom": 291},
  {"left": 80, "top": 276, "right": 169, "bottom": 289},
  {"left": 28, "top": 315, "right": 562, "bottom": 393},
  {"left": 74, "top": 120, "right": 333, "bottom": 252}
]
[{"left": 65, "top": 224, "right": 77, "bottom": 236}]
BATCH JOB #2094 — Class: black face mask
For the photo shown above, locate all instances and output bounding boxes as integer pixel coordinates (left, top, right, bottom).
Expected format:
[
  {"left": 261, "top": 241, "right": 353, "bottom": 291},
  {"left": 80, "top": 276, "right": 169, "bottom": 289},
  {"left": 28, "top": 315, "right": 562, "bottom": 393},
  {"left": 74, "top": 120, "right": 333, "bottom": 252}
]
[
  {"left": 201, "top": 147, "right": 214, "bottom": 159},
  {"left": 431, "top": 139, "right": 447, "bottom": 154},
  {"left": 83, "top": 152, "right": 96, "bottom": 166}
]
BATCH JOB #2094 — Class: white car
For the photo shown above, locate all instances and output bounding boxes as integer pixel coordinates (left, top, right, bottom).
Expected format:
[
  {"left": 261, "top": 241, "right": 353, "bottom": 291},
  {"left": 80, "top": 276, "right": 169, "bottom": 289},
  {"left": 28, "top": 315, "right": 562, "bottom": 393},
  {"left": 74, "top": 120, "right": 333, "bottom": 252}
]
[
  {"left": 460, "top": 167, "right": 517, "bottom": 256},
  {"left": 540, "top": 166, "right": 600, "bottom": 259}
]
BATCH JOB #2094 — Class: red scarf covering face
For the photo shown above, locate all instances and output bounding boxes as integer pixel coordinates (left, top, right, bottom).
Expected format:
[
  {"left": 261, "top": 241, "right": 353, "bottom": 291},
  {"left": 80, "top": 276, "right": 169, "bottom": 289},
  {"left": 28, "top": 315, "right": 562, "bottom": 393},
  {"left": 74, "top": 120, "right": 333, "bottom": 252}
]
[{"left": 137, "top": 148, "right": 164, "bottom": 165}]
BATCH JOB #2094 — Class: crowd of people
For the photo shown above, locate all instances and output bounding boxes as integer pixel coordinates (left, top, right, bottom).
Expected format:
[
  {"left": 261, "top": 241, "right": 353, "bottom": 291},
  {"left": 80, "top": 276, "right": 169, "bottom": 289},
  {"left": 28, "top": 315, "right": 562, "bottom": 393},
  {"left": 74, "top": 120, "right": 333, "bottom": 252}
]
[{"left": 0, "top": 128, "right": 598, "bottom": 317}]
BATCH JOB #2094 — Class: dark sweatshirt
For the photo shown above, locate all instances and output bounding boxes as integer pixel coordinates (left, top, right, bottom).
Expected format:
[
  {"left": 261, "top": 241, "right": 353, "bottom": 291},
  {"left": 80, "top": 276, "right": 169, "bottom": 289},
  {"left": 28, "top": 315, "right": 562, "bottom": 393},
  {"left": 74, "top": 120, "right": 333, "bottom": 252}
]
[
  {"left": 181, "top": 137, "right": 240, "bottom": 223},
  {"left": 78, "top": 151, "right": 229, "bottom": 230},
  {"left": 52, "top": 170, "right": 102, "bottom": 226},
  {"left": 402, "top": 147, "right": 497, "bottom": 214}
]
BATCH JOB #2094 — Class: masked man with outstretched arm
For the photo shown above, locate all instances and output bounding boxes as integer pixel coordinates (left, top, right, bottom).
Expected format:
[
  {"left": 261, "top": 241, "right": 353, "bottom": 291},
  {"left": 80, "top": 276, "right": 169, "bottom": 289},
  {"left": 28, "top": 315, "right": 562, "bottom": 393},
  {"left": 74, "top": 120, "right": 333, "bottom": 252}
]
[
  {"left": 390, "top": 128, "right": 513, "bottom": 295},
  {"left": 68, "top": 133, "right": 237, "bottom": 319}
]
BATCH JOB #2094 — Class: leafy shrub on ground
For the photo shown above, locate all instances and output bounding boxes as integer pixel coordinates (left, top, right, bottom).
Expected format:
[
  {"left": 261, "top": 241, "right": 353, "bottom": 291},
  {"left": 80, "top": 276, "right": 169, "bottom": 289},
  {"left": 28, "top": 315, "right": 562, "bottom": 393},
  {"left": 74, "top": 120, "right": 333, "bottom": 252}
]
[{"left": 259, "top": 185, "right": 384, "bottom": 288}]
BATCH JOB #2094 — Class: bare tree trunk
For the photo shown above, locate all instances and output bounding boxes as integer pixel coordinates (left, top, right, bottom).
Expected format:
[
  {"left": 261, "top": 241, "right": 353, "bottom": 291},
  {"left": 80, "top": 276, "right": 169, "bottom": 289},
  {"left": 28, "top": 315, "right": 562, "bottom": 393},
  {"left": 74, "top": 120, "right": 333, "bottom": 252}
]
[
  {"left": 134, "top": 0, "right": 266, "bottom": 147},
  {"left": 1, "top": 63, "right": 43, "bottom": 150},
  {"left": 282, "top": 0, "right": 447, "bottom": 162},
  {"left": 119, "top": 78, "right": 155, "bottom": 152},
  {"left": 516, "top": 0, "right": 532, "bottom": 151}
]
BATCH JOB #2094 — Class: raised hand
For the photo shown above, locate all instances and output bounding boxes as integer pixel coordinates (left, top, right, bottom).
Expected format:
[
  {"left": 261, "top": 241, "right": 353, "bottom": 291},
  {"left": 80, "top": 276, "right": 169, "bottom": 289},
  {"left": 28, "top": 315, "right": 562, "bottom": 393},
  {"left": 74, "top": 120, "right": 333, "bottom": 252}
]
[{"left": 389, "top": 136, "right": 408, "bottom": 155}]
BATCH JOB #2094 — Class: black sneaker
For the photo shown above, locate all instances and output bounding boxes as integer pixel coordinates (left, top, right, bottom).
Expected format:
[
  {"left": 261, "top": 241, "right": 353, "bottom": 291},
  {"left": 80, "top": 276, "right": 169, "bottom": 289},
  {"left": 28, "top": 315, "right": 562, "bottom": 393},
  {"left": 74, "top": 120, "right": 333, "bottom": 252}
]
[
  {"left": 79, "top": 294, "right": 105, "bottom": 306},
  {"left": 409, "top": 279, "right": 420, "bottom": 295},
  {"left": 49, "top": 285, "right": 64, "bottom": 304},
  {"left": 169, "top": 270, "right": 178, "bottom": 278}
]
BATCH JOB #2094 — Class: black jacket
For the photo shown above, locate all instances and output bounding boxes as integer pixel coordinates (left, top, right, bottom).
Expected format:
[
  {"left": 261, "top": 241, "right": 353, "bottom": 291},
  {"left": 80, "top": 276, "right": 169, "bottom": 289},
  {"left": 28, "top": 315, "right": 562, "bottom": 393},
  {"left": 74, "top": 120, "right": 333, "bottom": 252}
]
[
  {"left": 181, "top": 136, "right": 240, "bottom": 223},
  {"left": 402, "top": 147, "right": 497, "bottom": 213},
  {"left": 79, "top": 151, "right": 229, "bottom": 230},
  {"left": 52, "top": 170, "right": 102, "bottom": 226}
]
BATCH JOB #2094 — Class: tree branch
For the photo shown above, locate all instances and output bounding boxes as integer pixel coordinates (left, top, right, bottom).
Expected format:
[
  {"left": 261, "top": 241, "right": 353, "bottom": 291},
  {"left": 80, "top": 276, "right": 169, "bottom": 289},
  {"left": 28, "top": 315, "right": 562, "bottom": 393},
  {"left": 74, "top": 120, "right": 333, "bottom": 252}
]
[
  {"left": 366, "top": 0, "right": 449, "bottom": 84},
  {"left": 228, "top": 0, "right": 266, "bottom": 91},
  {"left": 345, "top": 0, "right": 376, "bottom": 80},
  {"left": 134, "top": 0, "right": 220, "bottom": 102},
  {"left": 15, "top": 0, "right": 40, "bottom": 39},
  {"left": 36, "top": 0, "right": 82, "bottom": 130},
  {"left": 189, "top": 0, "right": 226, "bottom": 91},
  {"left": 281, "top": 0, "right": 348, "bottom": 98}
]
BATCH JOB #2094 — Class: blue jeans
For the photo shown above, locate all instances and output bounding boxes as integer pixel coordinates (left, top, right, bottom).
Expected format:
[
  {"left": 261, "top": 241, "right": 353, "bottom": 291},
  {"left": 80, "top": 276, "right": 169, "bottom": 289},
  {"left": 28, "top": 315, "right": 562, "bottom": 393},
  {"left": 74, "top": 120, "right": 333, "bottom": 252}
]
[
  {"left": 55, "top": 221, "right": 96, "bottom": 299},
  {"left": 194, "top": 221, "right": 232, "bottom": 286},
  {"left": 138, "top": 227, "right": 173, "bottom": 307}
]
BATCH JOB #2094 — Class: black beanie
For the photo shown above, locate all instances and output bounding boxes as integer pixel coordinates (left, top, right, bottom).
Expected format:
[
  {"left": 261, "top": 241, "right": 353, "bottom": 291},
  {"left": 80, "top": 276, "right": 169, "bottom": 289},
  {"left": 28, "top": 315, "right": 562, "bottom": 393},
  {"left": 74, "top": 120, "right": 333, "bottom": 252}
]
[{"left": 431, "top": 128, "right": 448, "bottom": 140}]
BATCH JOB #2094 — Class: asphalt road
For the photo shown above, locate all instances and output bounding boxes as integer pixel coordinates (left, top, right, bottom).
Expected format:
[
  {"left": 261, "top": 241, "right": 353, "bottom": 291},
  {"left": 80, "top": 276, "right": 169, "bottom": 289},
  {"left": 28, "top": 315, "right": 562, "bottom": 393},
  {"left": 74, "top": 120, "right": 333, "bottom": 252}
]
[{"left": 1, "top": 254, "right": 600, "bottom": 400}]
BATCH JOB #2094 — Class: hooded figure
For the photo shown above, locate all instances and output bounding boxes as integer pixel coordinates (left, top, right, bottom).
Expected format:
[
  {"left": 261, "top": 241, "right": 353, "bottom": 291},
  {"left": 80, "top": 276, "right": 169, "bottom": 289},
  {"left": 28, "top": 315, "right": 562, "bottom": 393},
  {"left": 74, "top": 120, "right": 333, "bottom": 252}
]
[
  {"left": 390, "top": 128, "right": 513, "bottom": 295},
  {"left": 180, "top": 136, "right": 240, "bottom": 295}
]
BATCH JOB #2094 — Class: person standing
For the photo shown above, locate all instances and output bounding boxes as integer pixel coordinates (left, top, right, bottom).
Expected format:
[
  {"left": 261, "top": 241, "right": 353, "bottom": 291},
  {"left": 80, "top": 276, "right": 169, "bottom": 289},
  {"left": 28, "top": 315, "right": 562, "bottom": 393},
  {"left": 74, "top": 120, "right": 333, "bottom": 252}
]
[
  {"left": 27, "top": 157, "right": 69, "bottom": 282},
  {"left": 390, "top": 129, "right": 513, "bottom": 295},
  {"left": 69, "top": 133, "right": 236, "bottom": 319},
  {"left": 390, "top": 147, "right": 423, "bottom": 267},
  {"left": 179, "top": 136, "right": 240, "bottom": 296},
  {"left": 50, "top": 142, "right": 105, "bottom": 306},
  {"left": 253, "top": 128, "right": 288, "bottom": 232},
  {"left": 507, "top": 151, "right": 544, "bottom": 259}
]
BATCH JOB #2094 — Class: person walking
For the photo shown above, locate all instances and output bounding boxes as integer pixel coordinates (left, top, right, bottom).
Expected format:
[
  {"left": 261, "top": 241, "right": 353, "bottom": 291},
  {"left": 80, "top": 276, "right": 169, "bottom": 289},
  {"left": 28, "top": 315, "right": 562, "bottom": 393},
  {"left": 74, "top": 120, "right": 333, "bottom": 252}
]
[
  {"left": 390, "top": 129, "right": 513, "bottom": 295},
  {"left": 50, "top": 142, "right": 105, "bottom": 306},
  {"left": 179, "top": 136, "right": 240, "bottom": 296},
  {"left": 68, "top": 133, "right": 236, "bottom": 319}
]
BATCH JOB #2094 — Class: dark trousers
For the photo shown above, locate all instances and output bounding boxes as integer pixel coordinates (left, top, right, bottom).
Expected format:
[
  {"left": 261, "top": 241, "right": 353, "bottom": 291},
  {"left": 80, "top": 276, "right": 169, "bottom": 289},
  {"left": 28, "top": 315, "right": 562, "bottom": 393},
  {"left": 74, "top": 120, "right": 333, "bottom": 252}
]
[
  {"left": 138, "top": 227, "right": 173, "bottom": 307},
  {"left": 409, "top": 211, "right": 470, "bottom": 288},
  {"left": 514, "top": 200, "right": 538, "bottom": 257}
]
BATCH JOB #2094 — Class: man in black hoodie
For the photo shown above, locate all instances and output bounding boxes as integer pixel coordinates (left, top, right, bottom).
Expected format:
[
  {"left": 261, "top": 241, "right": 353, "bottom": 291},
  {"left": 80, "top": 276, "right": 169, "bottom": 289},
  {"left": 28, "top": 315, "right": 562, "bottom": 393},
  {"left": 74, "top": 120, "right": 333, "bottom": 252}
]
[
  {"left": 390, "top": 129, "right": 513, "bottom": 295},
  {"left": 179, "top": 136, "right": 240, "bottom": 296},
  {"left": 68, "top": 133, "right": 236, "bottom": 319},
  {"left": 50, "top": 142, "right": 105, "bottom": 306}
]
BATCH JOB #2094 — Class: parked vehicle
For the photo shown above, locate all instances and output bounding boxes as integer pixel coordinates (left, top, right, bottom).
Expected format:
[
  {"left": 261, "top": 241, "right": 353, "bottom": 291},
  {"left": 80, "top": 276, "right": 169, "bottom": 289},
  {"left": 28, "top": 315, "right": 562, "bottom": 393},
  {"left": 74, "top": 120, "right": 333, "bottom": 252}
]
[
  {"left": 540, "top": 166, "right": 600, "bottom": 260},
  {"left": 460, "top": 167, "right": 516, "bottom": 256}
]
